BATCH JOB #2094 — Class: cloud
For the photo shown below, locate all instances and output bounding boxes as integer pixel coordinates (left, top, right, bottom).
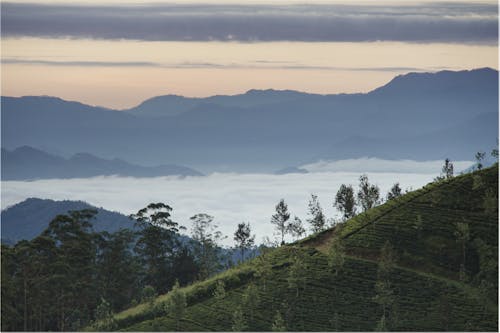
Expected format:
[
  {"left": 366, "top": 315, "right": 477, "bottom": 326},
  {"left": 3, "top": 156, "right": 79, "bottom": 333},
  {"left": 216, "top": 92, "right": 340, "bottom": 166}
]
[
  {"left": 0, "top": 58, "right": 447, "bottom": 73},
  {"left": 1, "top": 159, "right": 461, "bottom": 246},
  {"left": 1, "top": 2, "right": 497, "bottom": 43},
  {"left": 1, "top": 59, "right": 160, "bottom": 67},
  {"left": 301, "top": 158, "right": 474, "bottom": 174}
]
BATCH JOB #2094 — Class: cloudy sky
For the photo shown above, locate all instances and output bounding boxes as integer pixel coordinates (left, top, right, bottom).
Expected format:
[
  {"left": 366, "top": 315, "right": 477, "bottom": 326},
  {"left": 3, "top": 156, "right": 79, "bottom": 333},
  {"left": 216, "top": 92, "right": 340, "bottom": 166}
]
[{"left": 1, "top": 0, "right": 498, "bottom": 108}]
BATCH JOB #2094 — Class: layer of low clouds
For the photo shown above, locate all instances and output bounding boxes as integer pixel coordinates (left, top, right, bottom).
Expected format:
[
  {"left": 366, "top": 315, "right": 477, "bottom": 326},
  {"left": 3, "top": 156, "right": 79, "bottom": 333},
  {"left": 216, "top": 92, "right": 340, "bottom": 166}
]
[
  {"left": 1, "top": 2, "right": 497, "bottom": 43},
  {"left": 301, "top": 158, "right": 473, "bottom": 174},
  {"left": 2, "top": 159, "right": 469, "bottom": 246},
  {"left": 0, "top": 58, "right": 432, "bottom": 72}
]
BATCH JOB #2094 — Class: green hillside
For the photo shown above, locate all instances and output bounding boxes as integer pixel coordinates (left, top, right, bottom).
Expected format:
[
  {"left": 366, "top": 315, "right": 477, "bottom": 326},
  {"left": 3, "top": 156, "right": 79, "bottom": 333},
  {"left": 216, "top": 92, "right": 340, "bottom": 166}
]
[{"left": 101, "top": 165, "right": 498, "bottom": 332}]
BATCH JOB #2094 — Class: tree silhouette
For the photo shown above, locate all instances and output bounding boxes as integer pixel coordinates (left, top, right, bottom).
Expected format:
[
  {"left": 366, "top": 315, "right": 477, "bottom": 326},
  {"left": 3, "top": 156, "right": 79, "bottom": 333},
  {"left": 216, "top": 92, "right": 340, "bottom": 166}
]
[
  {"left": 307, "top": 194, "right": 326, "bottom": 234},
  {"left": 234, "top": 222, "right": 255, "bottom": 263},
  {"left": 357, "top": 175, "right": 380, "bottom": 212},
  {"left": 271, "top": 199, "right": 291, "bottom": 245},
  {"left": 334, "top": 184, "right": 356, "bottom": 220}
]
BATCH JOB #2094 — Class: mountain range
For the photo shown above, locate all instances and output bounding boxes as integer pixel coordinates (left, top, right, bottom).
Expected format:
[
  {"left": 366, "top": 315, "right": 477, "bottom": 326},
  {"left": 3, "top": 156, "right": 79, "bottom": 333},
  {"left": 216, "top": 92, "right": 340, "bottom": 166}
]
[
  {"left": 2, "top": 68, "right": 498, "bottom": 172},
  {"left": 1, "top": 146, "right": 202, "bottom": 180}
]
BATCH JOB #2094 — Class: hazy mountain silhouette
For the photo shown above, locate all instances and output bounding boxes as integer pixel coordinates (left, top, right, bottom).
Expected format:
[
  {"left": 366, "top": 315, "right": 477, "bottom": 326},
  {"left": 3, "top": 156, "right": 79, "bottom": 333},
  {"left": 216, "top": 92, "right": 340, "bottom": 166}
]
[
  {"left": 2, "top": 68, "right": 497, "bottom": 172},
  {"left": 1, "top": 146, "right": 203, "bottom": 180},
  {"left": 0, "top": 198, "right": 135, "bottom": 244}
]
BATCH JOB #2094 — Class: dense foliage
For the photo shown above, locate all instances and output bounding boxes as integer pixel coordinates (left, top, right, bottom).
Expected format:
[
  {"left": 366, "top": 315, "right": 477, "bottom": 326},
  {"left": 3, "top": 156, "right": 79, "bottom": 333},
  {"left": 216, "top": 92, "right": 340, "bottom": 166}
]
[{"left": 1, "top": 205, "right": 200, "bottom": 331}]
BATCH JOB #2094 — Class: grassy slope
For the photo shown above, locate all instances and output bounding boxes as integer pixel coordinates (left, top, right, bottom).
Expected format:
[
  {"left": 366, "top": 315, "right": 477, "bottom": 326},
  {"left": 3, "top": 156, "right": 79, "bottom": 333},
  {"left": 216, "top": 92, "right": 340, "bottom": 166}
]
[{"left": 106, "top": 165, "right": 498, "bottom": 332}]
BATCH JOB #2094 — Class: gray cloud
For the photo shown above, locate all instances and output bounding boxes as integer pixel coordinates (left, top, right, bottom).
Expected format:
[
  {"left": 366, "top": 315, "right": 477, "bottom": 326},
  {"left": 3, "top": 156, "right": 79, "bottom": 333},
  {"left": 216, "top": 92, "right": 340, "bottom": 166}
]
[
  {"left": 1, "top": 158, "right": 472, "bottom": 246},
  {"left": 1, "top": 2, "right": 497, "bottom": 43}
]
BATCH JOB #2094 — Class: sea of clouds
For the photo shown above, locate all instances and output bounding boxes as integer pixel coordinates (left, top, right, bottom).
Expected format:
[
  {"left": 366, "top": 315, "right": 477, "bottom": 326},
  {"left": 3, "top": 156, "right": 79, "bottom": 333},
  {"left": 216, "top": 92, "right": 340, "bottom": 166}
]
[{"left": 1, "top": 159, "right": 473, "bottom": 246}]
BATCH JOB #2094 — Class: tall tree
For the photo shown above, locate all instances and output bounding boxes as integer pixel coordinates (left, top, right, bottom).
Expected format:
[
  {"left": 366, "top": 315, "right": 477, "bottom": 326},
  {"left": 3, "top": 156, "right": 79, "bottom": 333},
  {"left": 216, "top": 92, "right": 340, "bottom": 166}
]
[
  {"left": 334, "top": 184, "right": 356, "bottom": 220},
  {"left": 307, "top": 194, "right": 326, "bottom": 234},
  {"left": 190, "top": 213, "right": 224, "bottom": 279},
  {"left": 442, "top": 158, "right": 454, "bottom": 179},
  {"left": 271, "top": 199, "right": 291, "bottom": 245},
  {"left": 357, "top": 174, "right": 380, "bottom": 212},
  {"left": 233, "top": 222, "right": 255, "bottom": 263},
  {"left": 386, "top": 183, "right": 403, "bottom": 201},
  {"left": 95, "top": 229, "right": 140, "bottom": 312},
  {"left": 42, "top": 209, "right": 99, "bottom": 331},
  {"left": 131, "top": 203, "right": 184, "bottom": 294}
]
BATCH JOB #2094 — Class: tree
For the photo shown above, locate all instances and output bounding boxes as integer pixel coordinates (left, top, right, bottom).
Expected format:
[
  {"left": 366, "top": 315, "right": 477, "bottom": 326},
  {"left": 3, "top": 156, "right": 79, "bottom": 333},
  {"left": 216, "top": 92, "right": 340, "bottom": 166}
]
[
  {"left": 334, "top": 184, "right": 356, "bottom": 220},
  {"left": 171, "top": 246, "right": 200, "bottom": 287},
  {"left": 190, "top": 213, "right": 225, "bottom": 279},
  {"left": 386, "top": 183, "right": 402, "bottom": 201},
  {"left": 442, "top": 158, "right": 454, "bottom": 179},
  {"left": 42, "top": 209, "right": 99, "bottom": 331},
  {"left": 271, "top": 199, "right": 291, "bottom": 245},
  {"left": 95, "top": 229, "right": 140, "bottom": 312},
  {"left": 131, "top": 203, "right": 184, "bottom": 293},
  {"left": 231, "top": 306, "right": 247, "bottom": 331},
  {"left": 328, "top": 237, "right": 345, "bottom": 276},
  {"left": 475, "top": 151, "right": 486, "bottom": 170},
  {"left": 307, "top": 194, "right": 326, "bottom": 234},
  {"left": 166, "top": 280, "right": 186, "bottom": 330},
  {"left": 271, "top": 310, "right": 286, "bottom": 332},
  {"left": 234, "top": 222, "right": 255, "bottom": 263},
  {"left": 288, "top": 216, "right": 306, "bottom": 241},
  {"left": 357, "top": 174, "right": 380, "bottom": 212}
]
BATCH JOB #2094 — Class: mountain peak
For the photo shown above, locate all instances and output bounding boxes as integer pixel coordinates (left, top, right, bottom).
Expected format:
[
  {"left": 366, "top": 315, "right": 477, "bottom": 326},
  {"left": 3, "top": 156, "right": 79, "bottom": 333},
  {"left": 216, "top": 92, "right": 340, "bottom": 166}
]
[{"left": 371, "top": 67, "right": 498, "bottom": 95}]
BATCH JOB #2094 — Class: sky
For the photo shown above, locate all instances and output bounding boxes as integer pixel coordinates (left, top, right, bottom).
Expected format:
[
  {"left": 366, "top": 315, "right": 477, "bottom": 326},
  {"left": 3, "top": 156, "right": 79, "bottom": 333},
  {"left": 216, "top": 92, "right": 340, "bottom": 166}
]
[
  {"left": 1, "top": 0, "right": 498, "bottom": 109},
  {"left": 0, "top": 158, "right": 475, "bottom": 246}
]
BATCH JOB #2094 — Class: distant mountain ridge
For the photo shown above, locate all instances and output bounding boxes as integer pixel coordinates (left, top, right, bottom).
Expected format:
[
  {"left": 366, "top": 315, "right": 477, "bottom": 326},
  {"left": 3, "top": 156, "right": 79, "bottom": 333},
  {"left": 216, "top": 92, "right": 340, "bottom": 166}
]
[
  {"left": 1, "top": 146, "right": 203, "bottom": 180},
  {"left": 0, "top": 198, "right": 135, "bottom": 244},
  {"left": 2, "top": 68, "right": 498, "bottom": 172}
]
